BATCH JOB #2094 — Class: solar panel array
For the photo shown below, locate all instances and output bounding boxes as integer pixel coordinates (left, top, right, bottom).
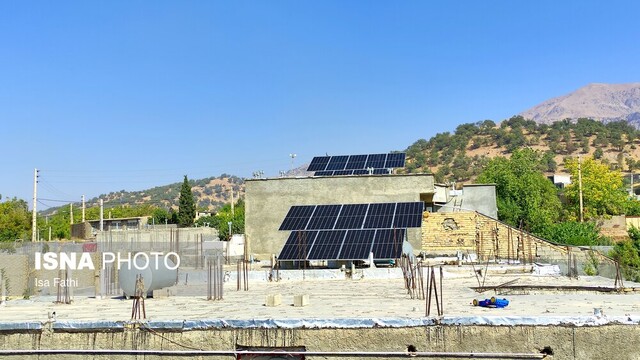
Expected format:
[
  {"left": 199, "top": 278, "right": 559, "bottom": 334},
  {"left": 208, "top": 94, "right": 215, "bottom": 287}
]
[
  {"left": 307, "top": 153, "right": 406, "bottom": 172},
  {"left": 278, "top": 228, "right": 407, "bottom": 260},
  {"left": 314, "top": 169, "right": 391, "bottom": 176},
  {"left": 279, "top": 202, "right": 424, "bottom": 231}
]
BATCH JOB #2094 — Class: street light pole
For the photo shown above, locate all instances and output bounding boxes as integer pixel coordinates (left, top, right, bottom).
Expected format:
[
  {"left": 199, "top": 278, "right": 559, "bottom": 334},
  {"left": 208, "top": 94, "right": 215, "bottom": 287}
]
[
  {"left": 289, "top": 153, "right": 296, "bottom": 172},
  {"left": 228, "top": 221, "right": 232, "bottom": 240}
]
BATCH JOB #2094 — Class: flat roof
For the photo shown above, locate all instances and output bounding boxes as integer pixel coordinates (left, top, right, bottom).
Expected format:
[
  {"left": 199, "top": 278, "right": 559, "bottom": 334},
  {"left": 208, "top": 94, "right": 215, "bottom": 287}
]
[{"left": 1, "top": 265, "right": 638, "bottom": 327}]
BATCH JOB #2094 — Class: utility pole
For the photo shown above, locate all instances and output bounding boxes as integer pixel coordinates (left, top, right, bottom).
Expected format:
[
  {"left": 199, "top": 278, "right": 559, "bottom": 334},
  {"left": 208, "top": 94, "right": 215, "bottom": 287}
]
[
  {"left": 230, "top": 187, "right": 235, "bottom": 216},
  {"left": 100, "top": 199, "right": 104, "bottom": 232},
  {"left": 70, "top": 203, "right": 73, "bottom": 225},
  {"left": 82, "top": 195, "right": 85, "bottom": 222},
  {"left": 31, "top": 168, "right": 39, "bottom": 242},
  {"left": 578, "top": 156, "right": 584, "bottom": 223}
]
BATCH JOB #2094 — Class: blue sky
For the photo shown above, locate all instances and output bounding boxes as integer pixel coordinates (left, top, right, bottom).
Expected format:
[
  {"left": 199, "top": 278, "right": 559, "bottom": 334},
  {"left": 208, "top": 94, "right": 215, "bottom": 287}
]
[{"left": 1, "top": 1, "right": 639, "bottom": 208}]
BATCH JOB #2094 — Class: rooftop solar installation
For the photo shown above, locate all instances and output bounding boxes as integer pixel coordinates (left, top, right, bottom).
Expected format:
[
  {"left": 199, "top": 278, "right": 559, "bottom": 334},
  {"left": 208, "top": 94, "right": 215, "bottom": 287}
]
[
  {"left": 313, "top": 169, "right": 383, "bottom": 176},
  {"left": 277, "top": 228, "right": 407, "bottom": 261},
  {"left": 307, "top": 152, "right": 406, "bottom": 172},
  {"left": 279, "top": 202, "right": 424, "bottom": 231}
]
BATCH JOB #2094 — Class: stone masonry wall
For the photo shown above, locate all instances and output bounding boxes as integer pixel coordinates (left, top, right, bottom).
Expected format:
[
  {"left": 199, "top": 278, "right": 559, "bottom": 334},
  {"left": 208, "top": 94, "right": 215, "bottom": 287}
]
[{"left": 422, "top": 211, "right": 615, "bottom": 275}]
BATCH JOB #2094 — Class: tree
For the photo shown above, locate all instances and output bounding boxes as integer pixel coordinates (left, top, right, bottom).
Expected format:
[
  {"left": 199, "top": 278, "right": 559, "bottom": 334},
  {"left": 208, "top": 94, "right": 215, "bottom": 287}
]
[
  {"left": 177, "top": 175, "right": 196, "bottom": 227},
  {"left": 610, "top": 227, "right": 640, "bottom": 282},
  {"left": 476, "top": 148, "right": 562, "bottom": 234},
  {"left": 205, "top": 198, "right": 245, "bottom": 240},
  {"left": 0, "top": 197, "right": 31, "bottom": 241},
  {"left": 564, "top": 158, "right": 627, "bottom": 220},
  {"left": 538, "top": 221, "right": 611, "bottom": 246}
]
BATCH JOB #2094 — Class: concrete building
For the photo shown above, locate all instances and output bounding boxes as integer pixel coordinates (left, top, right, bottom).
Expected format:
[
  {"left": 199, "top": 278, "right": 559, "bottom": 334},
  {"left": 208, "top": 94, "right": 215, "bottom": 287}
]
[
  {"left": 244, "top": 173, "right": 501, "bottom": 260},
  {"left": 245, "top": 174, "right": 435, "bottom": 258}
]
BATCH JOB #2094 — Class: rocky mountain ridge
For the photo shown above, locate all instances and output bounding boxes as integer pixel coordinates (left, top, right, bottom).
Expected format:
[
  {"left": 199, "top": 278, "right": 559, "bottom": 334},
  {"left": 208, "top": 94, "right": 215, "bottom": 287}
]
[{"left": 520, "top": 83, "right": 640, "bottom": 127}]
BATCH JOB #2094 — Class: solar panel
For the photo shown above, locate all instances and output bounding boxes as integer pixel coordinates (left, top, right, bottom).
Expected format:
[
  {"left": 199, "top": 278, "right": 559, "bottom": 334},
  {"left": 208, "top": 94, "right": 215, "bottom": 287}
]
[
  {"left": 371, "top": 229, "right": 406, "bottom": 259},
  {"left": 345, "top": 155, "right": 368, "bottom": 170},
  {"left": 314, "top": 171, "right": 334, "bottom": 176},
  {"left": 333, "top": 170, "right": 353, "bottom": 176},
  {"left": 385, "top": 153, "right": 406, "bottom": 168},
  {"left": 352, "top": 169, "right": 369, "bottom": 175},
  {"left": 307, "top": 230, "right": 346, "bottom": 260},
  {"left": 326, "top": 155, "right": 349, "bottom": 171},
  {"left": 393, "top": 202, "right": 425, "bottom": 228},
  {"left": 307, "top": 152, "right": 406, "bottom": 172},
  {"left": 372, "top": 168, "right": 390, "bottom": 175},
  {"left": 278, "top": 231, "right": 318, "bottom": 260},
  {"left": 365, "top": 154, "right": 387, "bottom": 168},
  {"left": 334, "top": 204, "right": 368, "bottom": 229},
  {"left": 307, "top": 156, "right": 331, "bottom": 171},
  {"left": 279, "top": 205, "right": 316, "bottom": 230},
  {"left": 338, "top": 229, "right": 375, "bottom": 260},
  {"left": 279, "top": 202, "right": 423, "bottom": 231},
  {"left": 306, "top": 205, "right": 341, "bottom": 230},
  {"left": 363, "top": 203, "right": 396, "bottom": 228},
  {"left": 278, "top": 227, "right": 410, "bottom": 261}
]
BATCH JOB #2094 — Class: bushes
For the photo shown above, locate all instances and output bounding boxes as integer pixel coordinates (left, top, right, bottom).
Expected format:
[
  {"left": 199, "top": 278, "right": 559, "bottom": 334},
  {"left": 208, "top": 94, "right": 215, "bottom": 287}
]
[
  {"left": 610, "top": 227, "right": 640, "bottom": 282},
  {"left": 538, "top": 221, "right": 611, "bottom": 246}
]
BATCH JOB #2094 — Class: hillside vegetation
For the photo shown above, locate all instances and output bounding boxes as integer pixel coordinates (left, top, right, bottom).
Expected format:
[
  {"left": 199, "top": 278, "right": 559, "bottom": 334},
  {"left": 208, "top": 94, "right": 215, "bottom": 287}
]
[
  {"left": 42, "top": 174, "right": 245, "bottom": 217},
  {"left": 404, "top": 116, "right": 640, "bottom": 183}
]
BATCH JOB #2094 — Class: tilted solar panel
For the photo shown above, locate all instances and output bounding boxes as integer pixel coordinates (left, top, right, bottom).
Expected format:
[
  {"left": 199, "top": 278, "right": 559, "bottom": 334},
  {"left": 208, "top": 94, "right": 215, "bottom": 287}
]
[
  {"left": 326, "top": 155, "right": 349, "bottom": 171},
  {"left": 278, "top": 230, "right": 318, "bottom": 260},
  {"left": 365, "top": 153, "right": 387, "bottom": 169},
  {"left": 307, "top": 230, "right": 347, "bottom": 260},
  {"left": 278, "top": 205, "right": 316, "bottom": 230},
  {"left": 363, "top": 203, "right": 396, "bottom": 228},
  {"left": 334, "top": 204, "right": 368, "bottom": 229},
  {"left": 345, "top": 155, "right": 368, "bottom": 170},
  {"left": 393, "top": 202, "right": 425, "bottom": 228},
  {"left": 338, "top": 229, "right": 376, "bottom": 260},
  {"left": 307, "top": 156, "right": 331, "bottom": 171},
  {"left": 385, "top": 153, "right": 406, "bottom": 168},
  {"left": 371, "top": 228, "right": 406, "bottom": 259},
  {"left": 306, "top": 204, "right": 341, "bottom": 230}
]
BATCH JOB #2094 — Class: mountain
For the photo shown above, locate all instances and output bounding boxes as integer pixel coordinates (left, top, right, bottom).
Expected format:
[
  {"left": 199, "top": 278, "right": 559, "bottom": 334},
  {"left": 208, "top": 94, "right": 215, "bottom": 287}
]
[
  {"left": 520, "top": 83, "right": 640, "bottom": 127},
  {"left": 41, "top": 174, "right": 245, "bottom": 216}
]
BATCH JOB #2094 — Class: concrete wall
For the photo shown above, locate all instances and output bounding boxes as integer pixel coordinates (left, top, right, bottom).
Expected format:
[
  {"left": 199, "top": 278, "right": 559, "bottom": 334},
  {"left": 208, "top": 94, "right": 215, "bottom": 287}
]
[
  {"left": 599, "top": 215, "right": 628, "bottom": 242},
  {"left": 245, "top": 174, "right": 435, "bottom": 257},
  {"left": 0, "top": 325, "right": 639, "bottom": 359},
  {"left": 458, "top": 184, "right": 497, "bottom": 219},
  {"left": 0, "top": 254, "right": 28, "bottom": 298},
  {"left": 434, "top": 184, "right": 497, "bottom": 219}
]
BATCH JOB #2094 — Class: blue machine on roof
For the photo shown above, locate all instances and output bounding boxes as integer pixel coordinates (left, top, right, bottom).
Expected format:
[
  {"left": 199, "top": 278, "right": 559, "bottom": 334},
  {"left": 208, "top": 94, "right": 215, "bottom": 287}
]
[{"left": 472, "top": 297, "right": 509, "bottom": 308}]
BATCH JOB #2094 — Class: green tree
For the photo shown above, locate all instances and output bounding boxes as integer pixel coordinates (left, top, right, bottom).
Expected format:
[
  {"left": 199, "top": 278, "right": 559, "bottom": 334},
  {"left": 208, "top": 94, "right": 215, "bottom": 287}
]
[
  {"left": 208, "top": 199, "right": 245, "bottom": 240},
  {"left": 538, "top": 221, "right": 611, "bottom": 246},
  {"left": 610, "top": 227, "right": 640, "bottom": 282},
  {"left": 476, "top": 148, "right": 562, "bottom": 234},
  {"left": 177, "top": 175, "right": 196, "bottom": 227},
  {"left": 0, "top": 197, "right": 31, "bottom": 241},
  {"left": 564, "top": 158, "right": 627, "bottom": 220},
  {"left": 593, "top": 147, "right": 604, "bottom": 160}
]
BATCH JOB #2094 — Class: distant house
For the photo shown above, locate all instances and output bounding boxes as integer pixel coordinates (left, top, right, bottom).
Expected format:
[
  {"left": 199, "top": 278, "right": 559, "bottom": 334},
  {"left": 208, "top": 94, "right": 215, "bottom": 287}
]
[
  {"left": 195, "top": 211, "right": 214, "bottom": 221},
  {"left": 71, "top": 216, "right": 150, "bottom": 239},
  {"left": 548, "top": 174, "right": 571, "bottom": 188}
]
